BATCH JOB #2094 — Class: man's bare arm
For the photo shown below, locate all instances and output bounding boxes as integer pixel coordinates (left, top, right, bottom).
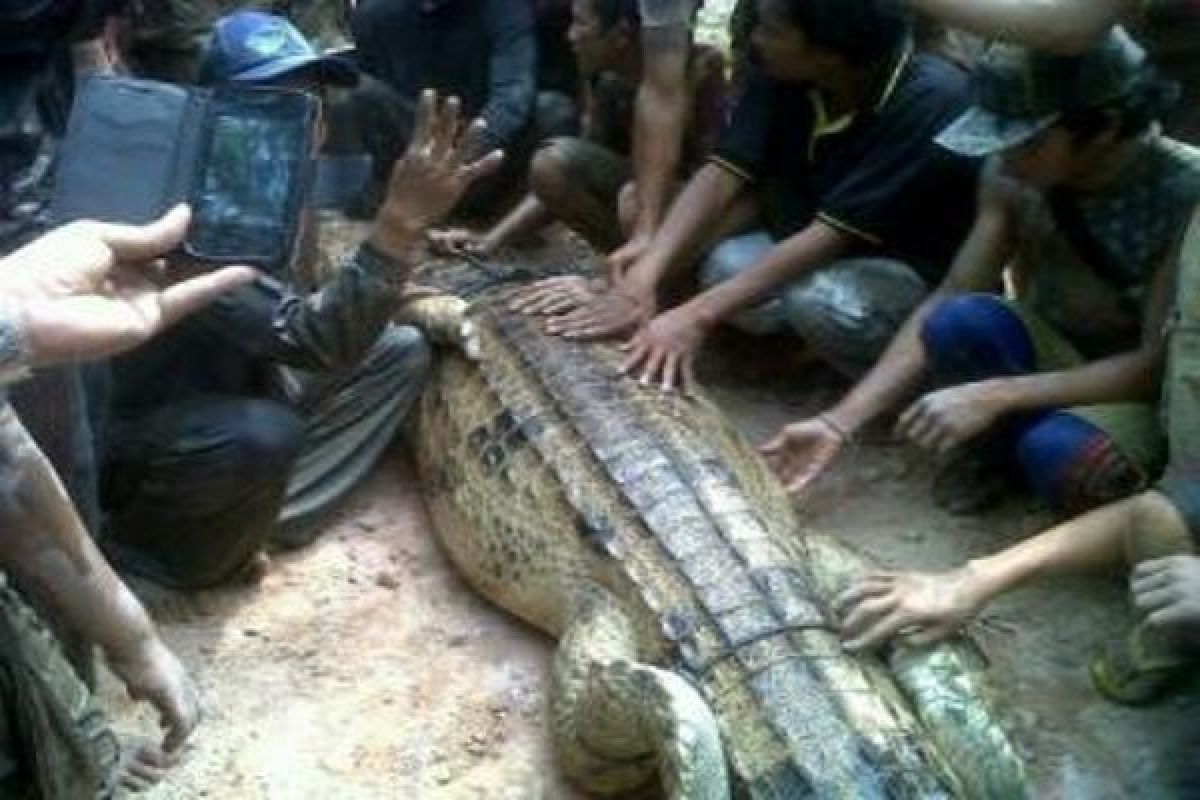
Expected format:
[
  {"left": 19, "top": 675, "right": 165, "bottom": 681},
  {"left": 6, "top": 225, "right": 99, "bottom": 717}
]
[
  {"left": 625, "top": 163, "right": 748, "bottom": 296},
  {"left": 612, "top": 24, "right": 692, "bottom": 269},
  {"left": 907, "top": 0, "right": 1131, "bottom": 53},
  {"left": 828, "top": 173, "right": 1016, "bottom": 434}
]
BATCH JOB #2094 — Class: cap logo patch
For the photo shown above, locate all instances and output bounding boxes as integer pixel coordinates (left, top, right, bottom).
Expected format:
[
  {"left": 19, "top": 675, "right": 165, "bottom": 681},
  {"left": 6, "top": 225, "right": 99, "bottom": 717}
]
[{"left": 246, "top": 25, "right": 290, "bottom": 59}]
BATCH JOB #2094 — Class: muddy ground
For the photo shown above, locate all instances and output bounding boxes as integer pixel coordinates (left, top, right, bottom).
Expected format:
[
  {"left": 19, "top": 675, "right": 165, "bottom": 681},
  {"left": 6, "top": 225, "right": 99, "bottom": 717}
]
[{"left": 104, "top": 225, "right": 1199, "bottom": 799}]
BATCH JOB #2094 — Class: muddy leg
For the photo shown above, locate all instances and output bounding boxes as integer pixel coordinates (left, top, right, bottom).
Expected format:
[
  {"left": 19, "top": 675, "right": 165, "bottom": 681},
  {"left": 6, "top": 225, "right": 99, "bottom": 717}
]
[{"left": 550, "top": 585, "right": 729, "bottom": 800}]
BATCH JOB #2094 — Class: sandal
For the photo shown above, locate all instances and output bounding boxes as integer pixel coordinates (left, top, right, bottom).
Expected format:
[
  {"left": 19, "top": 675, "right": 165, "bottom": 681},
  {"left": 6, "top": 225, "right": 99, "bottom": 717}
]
[{"left": 1090, "top": 624, "right": 1192, "bottom": 706}]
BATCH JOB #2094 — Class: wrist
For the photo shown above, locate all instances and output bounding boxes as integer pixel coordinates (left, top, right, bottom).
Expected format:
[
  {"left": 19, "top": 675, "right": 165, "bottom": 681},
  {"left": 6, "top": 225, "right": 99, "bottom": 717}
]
[
  {"left": 824, "top": 402, "right": 870, "bottom": 439},
  {"left": 356, "top": 239, "right": 419, "bottom": 293},
  {"left": 687, "top": 292, "right": 726, "bottom": 331},
  {"left": 818, "top": 410, "right": 854, "bottom": 445},
  {"left": 961, "top": 555, "right": 1008, "bottom": 609},
  {"left": 370, "top": 206, "right": 427, "bottom": 259},
  {"left": 976, "top": 378, "right": 1016, "bottom": 414}
]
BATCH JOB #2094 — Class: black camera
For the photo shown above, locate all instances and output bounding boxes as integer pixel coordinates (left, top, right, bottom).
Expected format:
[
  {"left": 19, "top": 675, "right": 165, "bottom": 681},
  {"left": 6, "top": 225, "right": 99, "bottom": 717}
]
[{"left": 52, "top": 76, "right": 319, "bottom": 272}]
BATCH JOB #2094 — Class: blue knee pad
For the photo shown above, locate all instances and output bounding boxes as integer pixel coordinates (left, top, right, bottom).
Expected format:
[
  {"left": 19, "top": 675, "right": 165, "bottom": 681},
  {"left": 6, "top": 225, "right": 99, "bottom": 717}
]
[
  {"left": 1017, "top": 412, "right": 1131, "bottom": 511},
  {"left": 920, "top": 293, "right": 1037, "bottom": 383}
]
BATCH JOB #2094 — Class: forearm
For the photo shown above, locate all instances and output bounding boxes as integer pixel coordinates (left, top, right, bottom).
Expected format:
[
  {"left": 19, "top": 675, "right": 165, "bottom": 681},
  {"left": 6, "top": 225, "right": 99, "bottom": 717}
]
[
  {"left": 482, "top": 194, "right": 549, "bottom": 252},
  {"left": 209, "top": 224, "right": 421, "bottom": 372},
  {"left": 686, "top": 221, "right": 848, "bottom": 327},
  {"left": 631, "top": 80, "right": 688, "bottom": 238},
  {"left": 0, "top": 408, "right": 158, "bottom": 662},
  {"left": 829, "top": 290, "right": 946, "bottom": 432},
  {"left": 984, "top": 346, "right": 1162, "bottom": 414},
  {"left": 628, "top": 164, "right": 745, "bottom": 292},
  {"left": 906, "top": 0, "right": 1127, "bottom": 52},
  {"left": 965, "top": 491, "right": 1159, "bottom": 605}
]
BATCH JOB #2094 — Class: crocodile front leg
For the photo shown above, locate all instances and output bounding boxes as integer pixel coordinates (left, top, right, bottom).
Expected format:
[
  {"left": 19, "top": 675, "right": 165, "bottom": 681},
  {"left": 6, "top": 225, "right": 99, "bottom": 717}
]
[{"left": 551, "top": 585, "right": 729, "bottom": 800}]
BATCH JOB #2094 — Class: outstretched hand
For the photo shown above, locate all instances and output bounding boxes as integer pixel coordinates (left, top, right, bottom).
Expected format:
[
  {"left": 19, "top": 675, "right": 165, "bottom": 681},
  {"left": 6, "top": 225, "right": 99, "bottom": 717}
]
[
  {"left": 835, "top": 567, "right": 985, "bottom": 652},
  {"left": 759, "top": 415, "right": 847, "bottom": 497},
  {"left": 618, "top": 306, "right": 708, "bottom": 392},
  {"left": 372, "top": 90, "right": 505, "bottom": 255},
  {"left": 0, "top": 205, "right": 256, "bottom": 366}
]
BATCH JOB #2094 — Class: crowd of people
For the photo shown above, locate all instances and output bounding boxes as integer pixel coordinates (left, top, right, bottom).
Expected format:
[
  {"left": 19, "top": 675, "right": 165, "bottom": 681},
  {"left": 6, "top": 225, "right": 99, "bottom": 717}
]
[{"left": 0, "top": 0, "right": 1198, "bottom": 794}]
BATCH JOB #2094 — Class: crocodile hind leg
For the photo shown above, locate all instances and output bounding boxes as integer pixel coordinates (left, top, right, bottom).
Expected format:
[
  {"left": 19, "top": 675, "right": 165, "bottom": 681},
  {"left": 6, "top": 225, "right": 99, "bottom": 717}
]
[{"left": 550, "top": 585, "right": 729, "bottom": 800}]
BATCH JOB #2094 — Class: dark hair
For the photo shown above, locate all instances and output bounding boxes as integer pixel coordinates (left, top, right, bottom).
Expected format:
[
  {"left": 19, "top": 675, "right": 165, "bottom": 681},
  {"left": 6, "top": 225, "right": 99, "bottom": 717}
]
[
  {"left": 593, "top": 0, "right": 640, "bottom": 31},
  {"left": 1061, "top": 73, "right": 1181, "bottom": 144},
  {"left": 781, "top": 0, "right": 910, "bottom": 67}
]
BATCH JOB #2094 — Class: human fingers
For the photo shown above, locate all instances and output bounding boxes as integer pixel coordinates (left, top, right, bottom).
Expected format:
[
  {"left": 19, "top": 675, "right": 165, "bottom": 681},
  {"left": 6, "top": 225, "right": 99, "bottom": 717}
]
[
  {"left": 1131, "top": 557, "right": 1180, "bottom": 585},
  {"left": 92, "top": 204, "right": 191, "bottom": 264},
  {"left": 432, "top": 95, "right": 463, "bottom": 162},
  {"left": 660, "top": 352, "right": 681, "bottom": 392},
  {"left": 842, "top": 606, "right": 910, "bottom": 652},
  {"left": 636, "top": 347, "right": 666, "bottom": 387},
  {"left": 458, "top": 145, "right": 504, "bottom": 185},
  {"left": 1133, "top": 585, "right": 1177, "bottom": 615},
  {"left": 153, "top": 266, "right": 258, "bottom": 331},
  {"left": 1130, "top": 563, "right": 1175, "bottom": 596},
  {"left": 900, "top": 620, "right": 959, "bottom": 648},
  {"left": 758, "top": 428, "right": 789, "bottom": 456},
  {"left": 833, "top": 576, "right": 896, "bottom": 618},
  {"left": 837, "top": 593, "right": 898, "bottom": 640},
  {"left": 409, "top": 88, "right": 438, "bottom": 152},
  {"left": 895, "top": 401, "right": 921, "bottom": 440},
  {"left": 1146, "top": 604, "right": 1190, "bottom": 630},
  {"left": 681, "top": 355, "right": 697, "bottom": 394},
  {"left": 618, "top": 340, "right": 649, "bottom": 376}
]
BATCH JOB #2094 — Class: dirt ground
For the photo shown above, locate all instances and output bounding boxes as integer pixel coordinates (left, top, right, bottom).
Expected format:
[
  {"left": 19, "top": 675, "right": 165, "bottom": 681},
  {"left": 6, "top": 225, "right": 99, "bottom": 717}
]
[{"left": 102, "top": 223, "right": 1199, "bottom": 799}]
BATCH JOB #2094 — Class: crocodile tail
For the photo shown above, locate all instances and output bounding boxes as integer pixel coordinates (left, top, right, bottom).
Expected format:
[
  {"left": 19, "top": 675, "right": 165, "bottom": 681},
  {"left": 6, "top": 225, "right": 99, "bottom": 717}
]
[{"left": 797, "top": 532, "right": 1029, "bottom": 800}]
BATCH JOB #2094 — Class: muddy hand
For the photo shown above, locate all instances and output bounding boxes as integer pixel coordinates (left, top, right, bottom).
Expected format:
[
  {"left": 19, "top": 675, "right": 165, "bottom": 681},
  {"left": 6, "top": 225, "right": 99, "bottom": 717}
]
[
  {"left": 618, "top": 306, "right": 707, "bottom": 392},
  {"left": 897, "top": 383, "right": 1005, "bottom": 454},
  {"left": 545, "top": 282, "right": 655, "bottom": 340},
  {"left": 108, "top": 636, "right": 202, "bottom": 754},
  {"left": 508, "top": 275, "right": 603, "bottom": 316},
  {"left": 759, "top": 415, "right": 846, "bottom": 497},
  {"left": 836, "top": 567, "right": 985, "bottom": 651}
]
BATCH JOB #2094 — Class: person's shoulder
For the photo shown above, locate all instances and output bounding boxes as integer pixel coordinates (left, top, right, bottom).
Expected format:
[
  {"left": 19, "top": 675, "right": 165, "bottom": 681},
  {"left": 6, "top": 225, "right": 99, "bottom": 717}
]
[
  {"left": 1152, "top": 136, "right": 1200, "bottom": 204},
  {"left": 880, "top": 51, "right": 971, "bottom": 125},
  {"left": 898, "top": 52, "right": 971, "bottom": 99}
]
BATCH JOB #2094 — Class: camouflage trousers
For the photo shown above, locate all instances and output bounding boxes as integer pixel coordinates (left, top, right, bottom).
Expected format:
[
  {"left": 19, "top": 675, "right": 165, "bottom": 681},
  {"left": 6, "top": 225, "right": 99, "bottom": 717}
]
[{"left": 0, "top": 574, "right": 118, "bottom": 799}]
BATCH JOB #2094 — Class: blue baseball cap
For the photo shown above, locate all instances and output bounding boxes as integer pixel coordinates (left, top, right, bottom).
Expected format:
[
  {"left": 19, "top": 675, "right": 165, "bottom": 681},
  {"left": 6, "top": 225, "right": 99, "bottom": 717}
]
[{"left": 199, "top": 11, "right": 358, "bottom": 88}]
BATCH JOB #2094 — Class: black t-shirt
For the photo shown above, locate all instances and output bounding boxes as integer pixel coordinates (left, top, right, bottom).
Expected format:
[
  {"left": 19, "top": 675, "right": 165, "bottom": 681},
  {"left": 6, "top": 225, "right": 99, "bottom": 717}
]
[{"left": 711, "top": 47, "right": 979, "bottom": 283}]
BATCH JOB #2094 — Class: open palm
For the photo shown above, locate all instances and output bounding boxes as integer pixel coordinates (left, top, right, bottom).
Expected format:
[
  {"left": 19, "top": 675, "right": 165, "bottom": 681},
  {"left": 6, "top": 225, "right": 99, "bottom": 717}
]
[{"left": 0, "top": 206, "right": 256, "bottom": 365}]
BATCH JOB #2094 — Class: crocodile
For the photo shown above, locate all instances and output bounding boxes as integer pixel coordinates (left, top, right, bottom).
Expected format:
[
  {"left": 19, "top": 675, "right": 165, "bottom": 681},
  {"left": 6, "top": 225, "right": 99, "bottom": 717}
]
[{"left": 402, "top": 251, "right": 1026, "bottom": 799}]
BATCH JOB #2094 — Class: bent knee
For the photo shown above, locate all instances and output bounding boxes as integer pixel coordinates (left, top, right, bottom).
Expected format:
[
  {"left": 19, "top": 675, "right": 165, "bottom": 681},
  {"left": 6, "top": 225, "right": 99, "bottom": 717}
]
[
  {"left": 229, "top": 401, "right": 305, "bottom": 471},
  {"left": 1017, "top": 413, "right": 1144, "bottom": 513},
  {"left": 920, "top": 294, "right": 1013, "bottom": 351},
  {"left": 1123, "top": 491, "right": 1195, "bottom": 564},
  {"left": 373, "top": 325, "right": 433, "bottom": 381},
  {"left": 529, "top": 138, "right": 576, "bottom": 204}
]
